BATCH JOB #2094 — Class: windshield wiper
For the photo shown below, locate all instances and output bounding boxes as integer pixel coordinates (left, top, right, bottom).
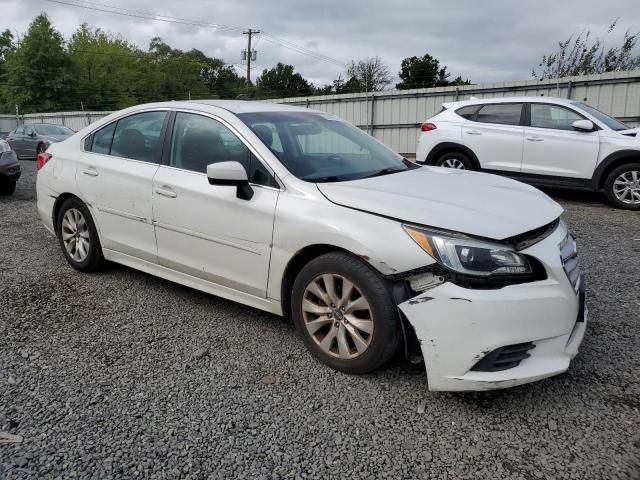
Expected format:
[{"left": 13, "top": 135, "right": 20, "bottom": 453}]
[
  {"left": 304, "top": 175, "right": 352, "bottom": 183},
  {"left": 360, "top": 167, "right": 406, "bottom": 179}
]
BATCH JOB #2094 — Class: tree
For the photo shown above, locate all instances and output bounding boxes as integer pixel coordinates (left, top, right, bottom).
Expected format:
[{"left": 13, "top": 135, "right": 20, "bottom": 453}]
[
  {"left": 396, "top": 54, "right": 470, "bottom": 89},
  {"left": 2, "top": 13, "right": 72, "bottom": 112},
  {"left": 256, "top": 63, "right": 312, "bottom": 98},
  {"left": 533, "top": 21, "right": 640, "bottom": 79},
  {"left": 344, "top": 56, "right": 392, "bottom": 92}
]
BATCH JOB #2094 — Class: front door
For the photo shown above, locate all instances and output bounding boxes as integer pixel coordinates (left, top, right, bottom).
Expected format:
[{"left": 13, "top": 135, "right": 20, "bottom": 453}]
[
  {"left": 76, "top": 110, "right": 168, "bottom": 263},
  {"left": 462, "top": 102, "right": 525, "bottom": 172},
  {"left": 152, "top": 111, "right": 280, "bottom": 298},
  {"left": 521, "top": 103, "right": 600, "bottom": 178}
]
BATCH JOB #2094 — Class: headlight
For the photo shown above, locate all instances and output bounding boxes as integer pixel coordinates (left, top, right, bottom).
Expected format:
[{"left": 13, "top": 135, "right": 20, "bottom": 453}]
[{"left": 403, "top": 225, "right": 533, "bottom": 276}]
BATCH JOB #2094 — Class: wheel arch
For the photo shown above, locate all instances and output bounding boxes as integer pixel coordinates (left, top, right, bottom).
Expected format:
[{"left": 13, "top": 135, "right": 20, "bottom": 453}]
[
  {"left": 592, "top": 150, "right": 640, "bottom": 190},
  {"left": 423, "top": 142, "right": 481, "bottom": 170}
]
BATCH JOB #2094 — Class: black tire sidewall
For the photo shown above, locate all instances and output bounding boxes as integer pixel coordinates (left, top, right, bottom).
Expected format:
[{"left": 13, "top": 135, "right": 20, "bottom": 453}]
[
  {"left": 0, "top": 179, "right": 16, "bottom": 195},
  {"left": 436, "top": 151, "right": 474, "bottom": 170},
  {"left": 56, "top": 197, "right": 105, "bottom": 271},
  {"left": 604, "top": 162, "right": 640, "bottom": 210},
  {"left": 291, "top": 252, "right": 400, "bottom": 374}
]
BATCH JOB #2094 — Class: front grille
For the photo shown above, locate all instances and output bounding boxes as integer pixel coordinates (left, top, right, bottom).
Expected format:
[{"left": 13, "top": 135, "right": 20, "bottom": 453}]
[
  {"left": 471, "top": 342, "right": 536, "bottom": 372},
  {"left": 559, "top": 231, "right": 580, "bottom": 293}
]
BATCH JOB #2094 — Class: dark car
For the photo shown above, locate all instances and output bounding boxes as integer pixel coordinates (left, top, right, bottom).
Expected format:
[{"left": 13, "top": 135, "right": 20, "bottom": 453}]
[
  {"left": 6, "top": 123, "right": 74, "bottom": 159},
  {"left": 0, "top": 139, "right": 21, "bottom": 195}
]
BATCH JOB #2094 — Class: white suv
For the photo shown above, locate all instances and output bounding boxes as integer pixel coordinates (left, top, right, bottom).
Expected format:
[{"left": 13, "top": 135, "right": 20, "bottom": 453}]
[{"left": 416, "top": 97, "right": 640, "bottom": 209}]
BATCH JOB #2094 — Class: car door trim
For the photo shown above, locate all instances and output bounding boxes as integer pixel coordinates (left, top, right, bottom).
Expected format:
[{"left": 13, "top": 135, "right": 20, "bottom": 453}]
[
  {"left": 152, "top": 220, "right": 262, "bottom": 255},
  {"left": 97, "top": 206, "right": 149, "bottom": 223}
]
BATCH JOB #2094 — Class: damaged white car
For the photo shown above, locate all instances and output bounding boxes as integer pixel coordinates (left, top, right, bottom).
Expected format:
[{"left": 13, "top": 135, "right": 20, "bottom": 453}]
[{"left": 36, "top": 100, "right": 586, "bottom": 391}]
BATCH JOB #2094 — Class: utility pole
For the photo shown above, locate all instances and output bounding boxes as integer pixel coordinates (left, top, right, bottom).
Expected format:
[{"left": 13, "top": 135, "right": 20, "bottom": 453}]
[{"left": 242, "top": 29, "right": 260, "bottom": 92}]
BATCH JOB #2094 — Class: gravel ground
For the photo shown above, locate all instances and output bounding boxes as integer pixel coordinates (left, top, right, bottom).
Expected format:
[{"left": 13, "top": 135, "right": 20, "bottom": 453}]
[{"left": 1, "top": 160, "right": 639, "bottom": 479}]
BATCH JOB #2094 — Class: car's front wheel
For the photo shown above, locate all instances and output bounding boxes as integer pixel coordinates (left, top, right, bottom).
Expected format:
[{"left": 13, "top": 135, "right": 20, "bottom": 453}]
[
  {"left": 56, "top": 197, "right": 106, "bottom": 271},
  {"left": 291, "top": 252, "right": 400, "bottom": 374},
  {"left": 604, "top": 163, "right": 640, "bottom": 210},
  {"left": 0, "top": 178, "right": 16, "bottom": 195},
  {"left": 435, "top": 151, "right": 474, "bottom": 170}
]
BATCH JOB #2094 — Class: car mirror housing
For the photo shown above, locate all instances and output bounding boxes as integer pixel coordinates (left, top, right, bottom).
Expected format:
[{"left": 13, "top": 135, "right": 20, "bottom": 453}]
[
  {"left": 572, "top": 119, "right": 595, "bottom": 132},
  {"left": 206, "top": 161, "right": 254, "bottom": 200}
]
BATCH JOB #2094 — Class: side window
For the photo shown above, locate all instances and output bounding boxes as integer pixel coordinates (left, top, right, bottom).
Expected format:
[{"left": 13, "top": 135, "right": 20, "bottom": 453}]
[
  {"left": 455, "top": 105, "right": 480, "bottom": 120},
  {"left": 475, "top": 103, "right": 523, "bottom": 125},
  {"left": 15, "top": 126, "right": 24, "bottom": 135},
  {"left": 24, "top": 125, "right": 34, "bottom": 136},
  {"left": 89, "top": 122, "right": 116, "bottom": 155},
  {"left": 530, "top": 104, "right": 584, "bottom": 131},
  {"left": 110, "top": 111, "right": 167, "bottom": 163},
  {"left": 170, "top": 112, "right": 277, "bottom": 188}
]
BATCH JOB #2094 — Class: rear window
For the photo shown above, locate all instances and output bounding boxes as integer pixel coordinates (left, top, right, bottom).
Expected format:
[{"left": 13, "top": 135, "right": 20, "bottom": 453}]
[
  {"left": 475, "top": 103, "right": 523, "bottom": 126},
  {"left": 455, "top": 105, "right": 480, "bottom": 120}
]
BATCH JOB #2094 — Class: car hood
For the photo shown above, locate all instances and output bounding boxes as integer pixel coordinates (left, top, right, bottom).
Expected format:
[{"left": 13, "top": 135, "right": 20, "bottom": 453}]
[{"left": 316, "top": 167, "right": 563, "bottom": 240}]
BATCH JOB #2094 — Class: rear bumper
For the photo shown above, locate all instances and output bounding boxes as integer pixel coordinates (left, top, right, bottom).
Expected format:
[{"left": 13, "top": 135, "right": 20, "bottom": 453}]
[{"left": 398, "top": 225, "right": 586, "bottom": 391}]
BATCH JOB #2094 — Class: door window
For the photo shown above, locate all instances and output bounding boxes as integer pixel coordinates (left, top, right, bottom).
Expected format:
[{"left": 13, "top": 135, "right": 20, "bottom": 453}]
[
  {"left": 108, "top": 111, "right": 167, "bottom": 163},
  {"left": 530, "top": 104, "right": 584, "bottom": 131},
  {"left": 475, "top": 103, "right": 523, "bottom": 125},
  {"left": 14, "top": 126, "right": 24, "bottom": 135},
  {"left": 170, "top": 112, "right": 278, "bottom": 188},
  {"left": 89, "top": 122, "right": 117, "bottom": 155},
  {"left": 455, "top": 105, "right": 481, "bottom": 119},
  {"left": 24, "top": 126, "right": 34, "bottom": 136}
]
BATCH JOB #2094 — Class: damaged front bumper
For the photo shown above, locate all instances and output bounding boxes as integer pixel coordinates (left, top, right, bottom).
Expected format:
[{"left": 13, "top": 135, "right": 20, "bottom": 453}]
[{"left": 398, "top": 224, "right": 586, "bottom": 392}]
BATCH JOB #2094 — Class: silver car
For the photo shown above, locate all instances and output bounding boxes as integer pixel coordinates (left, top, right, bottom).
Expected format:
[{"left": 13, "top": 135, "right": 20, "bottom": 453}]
[{"left": 6, "top": 123, "right": 74, "bottom": 159}]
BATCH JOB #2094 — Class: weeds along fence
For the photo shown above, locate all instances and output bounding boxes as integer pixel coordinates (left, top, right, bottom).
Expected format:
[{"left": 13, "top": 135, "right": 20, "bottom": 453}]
[{"left": 1, "top": 70, "right": 639, "bottom": 158}]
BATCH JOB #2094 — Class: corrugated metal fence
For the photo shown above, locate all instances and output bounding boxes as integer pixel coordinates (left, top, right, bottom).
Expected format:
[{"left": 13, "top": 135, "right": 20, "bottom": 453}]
[{"left": 1, "top": 70, "right": 639, "bottom": 158}]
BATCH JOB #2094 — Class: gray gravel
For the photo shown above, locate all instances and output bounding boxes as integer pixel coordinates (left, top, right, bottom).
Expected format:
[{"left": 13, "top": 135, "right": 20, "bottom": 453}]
[{"left": 1, "top": 160, "right": 639, "bottom": 479}]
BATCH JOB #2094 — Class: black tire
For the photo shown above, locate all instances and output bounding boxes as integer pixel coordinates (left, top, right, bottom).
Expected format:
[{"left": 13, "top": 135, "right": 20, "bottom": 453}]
[
  {"left": 291, "top": 252, "right": 400, "bottom": 374},
  {"left": 603, "top": 162, "right": 640, "bottom": 210},
  {"left": 0, "top": 178, "right": 16, "bottom": 195},
  {"left": 435, "top": 151, "right": 474, "bottom": 170},
  {"left": 56, "top": 197, "right": 106, "bottom": 272}
]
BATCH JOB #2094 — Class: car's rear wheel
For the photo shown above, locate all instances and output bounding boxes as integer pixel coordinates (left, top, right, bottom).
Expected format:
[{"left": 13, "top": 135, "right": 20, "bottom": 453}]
[
  {"left": 291, "top": 252, "right": 400, "bottom": 374},
  {"left": 435, "top": 151, "right": 474, "bottom": 170},
  {"left": 604, "top": 163, "right": 640, "bottom": 210},
  {"left": 0, "top": 178, "right": 16, "bottom": 195},
  {"left": 56, "top": 197, "right": 106, "bottom": 271}
]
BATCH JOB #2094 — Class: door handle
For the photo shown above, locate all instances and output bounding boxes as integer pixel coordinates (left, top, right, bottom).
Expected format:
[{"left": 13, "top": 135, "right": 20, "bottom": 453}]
[
  {"left": 466, "top": 130, "right": 482, "bottom": 135},
  {"left": 155, "top": 186, "right": 177, "bottom": 198},
  {"left": 526, "top": 137, "right": 544, "bottom": 142},
  {"left": 82, "top": 167, "right": 99, "bottom": 176}
]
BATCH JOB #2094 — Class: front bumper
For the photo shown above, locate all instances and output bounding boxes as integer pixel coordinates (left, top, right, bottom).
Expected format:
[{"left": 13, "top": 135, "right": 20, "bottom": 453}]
[
  {"left": 398, "top": 224, "right": 586, "bottom": 391},
  {"left": 0, "top": 151, "right": 21, "bottom": 181}
]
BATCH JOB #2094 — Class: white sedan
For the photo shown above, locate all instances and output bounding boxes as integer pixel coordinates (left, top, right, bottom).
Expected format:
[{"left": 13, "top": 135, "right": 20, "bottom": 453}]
[{"left": 36, "top": 100, "right": 586, "bottom": 391}]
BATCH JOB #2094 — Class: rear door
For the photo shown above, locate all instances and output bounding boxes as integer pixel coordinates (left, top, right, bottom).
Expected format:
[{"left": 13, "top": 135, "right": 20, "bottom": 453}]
[
  {"left": 7, "top": 126, "right": 25, "bottom": 156},
  {"left": 76, "top": 110, "right": 169, "bottom": 263},
  {"left": 462, "top": 102, "right": 525, "bottom": 172},
  {"left": 22, "top": 125, "right": 38, "bottom": 158},
  {"left": 521, "top": 103, "right": 599, "bottom": 178}
]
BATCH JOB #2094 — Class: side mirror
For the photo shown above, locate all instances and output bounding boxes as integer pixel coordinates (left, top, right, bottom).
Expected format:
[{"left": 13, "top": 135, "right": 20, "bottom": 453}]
[
  {"left": 572, "top": 119, "right": 594, "bottom": 132},
  {"left": 206, "top": 161, "right": 254, "bottom": 200}
]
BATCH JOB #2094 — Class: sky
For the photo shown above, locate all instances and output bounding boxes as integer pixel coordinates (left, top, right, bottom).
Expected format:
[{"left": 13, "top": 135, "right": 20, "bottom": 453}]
[{"left": 2, "top": 0, "right": 639, "bottom": 87}]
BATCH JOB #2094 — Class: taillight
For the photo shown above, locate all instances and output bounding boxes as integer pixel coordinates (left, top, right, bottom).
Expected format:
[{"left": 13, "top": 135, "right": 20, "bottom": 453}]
[
  {"left": 36, "top": 152, "right": 52, "bottom": 170},
  {"left": 421, "top": 123, "right": 437, "bottom": 132}
]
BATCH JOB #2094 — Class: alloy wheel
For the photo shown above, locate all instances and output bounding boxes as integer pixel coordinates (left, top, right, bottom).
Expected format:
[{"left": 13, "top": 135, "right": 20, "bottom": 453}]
[
  {"left": 441, "top": 158, "right": 466, "bottom": 169},
  {"left": 61, "top": 208, "right": 90, "bottom": 262},
  {"left": 302, "top": 274, "right": 374, "bottom": 359},
  {"left": 613, "top": 170, "right": 640, "bottom": 205}
]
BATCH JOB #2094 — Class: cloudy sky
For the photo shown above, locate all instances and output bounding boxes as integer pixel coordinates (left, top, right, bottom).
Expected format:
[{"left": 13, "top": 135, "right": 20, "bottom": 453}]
[{"left": 2, "top": 0, "right": 639, "bottom": 86}]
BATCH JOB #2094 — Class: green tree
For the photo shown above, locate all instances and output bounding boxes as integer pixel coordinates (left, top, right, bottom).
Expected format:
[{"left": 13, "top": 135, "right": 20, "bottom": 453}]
[
  {"left": 256, "top": 63, "right": 312, "bottom": 98},
  {"left": 396, "top": 54, "right": 470, "bottom": 89},
  {"left": 533, "top": 21, "right": 640, "bottom": 79},
  {"left": 2, "top": 13, "right": 72, "bottom": 112}
]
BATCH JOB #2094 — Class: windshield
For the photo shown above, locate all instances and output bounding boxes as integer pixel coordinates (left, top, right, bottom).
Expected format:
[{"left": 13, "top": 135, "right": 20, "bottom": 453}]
[
  {"left": 237, "top": 111, "right": 416, "bottom": 182},
  {"left": 573, "top": 103, "right": 629, "bottom": 131},
  {"left": 34, "top": 124, "right": 75, "bottom": 136}
]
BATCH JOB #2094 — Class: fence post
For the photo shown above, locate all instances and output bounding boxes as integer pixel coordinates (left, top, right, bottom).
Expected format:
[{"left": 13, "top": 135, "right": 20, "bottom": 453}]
[
  {"left": 369, "top": 94, "right": 376, "bottom": 136},
  {"left": 454, "top": 87, "right": 460, "bottom": 101},
  {"left": 566, "top": 81, "right": 573, "bottom": 99},
  {"left": 61, "top": 114, "right": 66, "bottom": 126}
]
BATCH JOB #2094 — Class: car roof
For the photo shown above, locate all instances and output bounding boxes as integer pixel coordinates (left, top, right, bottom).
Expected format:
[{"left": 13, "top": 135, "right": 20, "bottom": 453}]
[
  {"left": 126, "top": 99, "right": 313, "bottom": 115},
  {"left": 446, "top": 96, "right": 580, "bottom": 108}
]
